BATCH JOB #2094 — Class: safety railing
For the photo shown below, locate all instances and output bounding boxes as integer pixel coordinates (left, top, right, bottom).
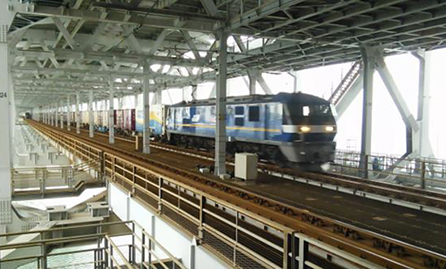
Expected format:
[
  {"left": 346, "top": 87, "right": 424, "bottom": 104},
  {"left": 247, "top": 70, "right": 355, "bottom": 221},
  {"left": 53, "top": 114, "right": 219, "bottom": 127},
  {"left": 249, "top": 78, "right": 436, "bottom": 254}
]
[
  {"left": 103, "top": 151, "right": 389, "bottom": 269},
  {"left": 11, "top": 160, "right": 99, "bottom": 196},
  {"left": 29, "top": 120, "right": 446, "bottom": 269},
  {"left": 0, "top": 221, "right": 185, "bottom": 269},
  {"left": 332, "top": 150, "right": 446, "bottom": 189}
]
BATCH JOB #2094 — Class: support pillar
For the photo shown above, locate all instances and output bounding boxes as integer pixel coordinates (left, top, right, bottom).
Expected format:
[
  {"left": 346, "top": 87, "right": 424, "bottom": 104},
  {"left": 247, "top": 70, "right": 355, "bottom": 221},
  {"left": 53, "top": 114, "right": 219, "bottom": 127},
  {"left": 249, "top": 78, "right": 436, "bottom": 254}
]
[
  {"left": 55, "top": 102, "right": 59, "bottom": 128},
  {"left": 49, "top": 105, "right": 51, "bottom": 125},
  {"left": 247, "top": 70, "right": 257, "bottom": 95},
  {"left": 134, "top": 90, "right": 139, "bottom": 109},
  {"left": 143, "top": 63, "right": 151, "bottom": 154},
  {"left": 0, "top": 17, "right": 12, "bottom": 230},
  {"left": 49, "top": 105, "right": 52, "bottom": 125},
  {"left": 76, "top": 91, "right": 80, "bottom": 134},
  {"left": 60, "top": 101, "right": 64, "bottom": 129},
  {"left": 67, "top": 95, "right": 71, "bottom": 131},
  {"left": 89, "top": 89, "right": 94, "bottom": 138},
  {"left": 359, "top": 46, "right": 376, "bottom": 177},
  {"left": 109, "top": 79, "right": 115, "bottom": 144},
  {"left": 293, "top": 71, "right": 298, "bottom": 93},
  {"left": 413, "top": 51, "right": 434, "bottom": 158},
  {"left": 214, "top": 30, "right": 228, "bottom": 176}
]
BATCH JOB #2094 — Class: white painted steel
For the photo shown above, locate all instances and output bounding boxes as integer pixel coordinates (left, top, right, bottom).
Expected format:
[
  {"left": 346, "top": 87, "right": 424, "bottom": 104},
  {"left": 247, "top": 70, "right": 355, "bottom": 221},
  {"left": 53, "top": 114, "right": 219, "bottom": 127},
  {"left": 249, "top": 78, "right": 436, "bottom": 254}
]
[
  {"left": 143, "top": 63, "right": 150, "bottom": 154},
  {"left": 109, "top": 79, "right": 115, "bottom": 144},
  {"left": 214, "top": 31, "right": 228, "bottom": 176},
  {"left": 89, "top": 89, "right": 94, "bottom": 138}
]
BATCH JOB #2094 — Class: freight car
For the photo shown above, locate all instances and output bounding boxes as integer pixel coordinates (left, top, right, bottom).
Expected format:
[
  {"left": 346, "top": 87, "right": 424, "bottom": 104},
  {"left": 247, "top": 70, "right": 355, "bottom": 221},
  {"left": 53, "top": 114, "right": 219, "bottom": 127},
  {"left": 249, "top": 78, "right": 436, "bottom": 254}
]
[{"left": 63, "top": 92, "right": 337, "bottom": 166}]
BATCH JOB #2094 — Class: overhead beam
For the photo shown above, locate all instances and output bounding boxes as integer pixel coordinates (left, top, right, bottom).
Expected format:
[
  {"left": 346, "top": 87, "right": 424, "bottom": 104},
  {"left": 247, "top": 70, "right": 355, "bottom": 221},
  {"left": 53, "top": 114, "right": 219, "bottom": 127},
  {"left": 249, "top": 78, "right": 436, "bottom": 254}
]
[
  {"left": 181, "top": 31, "right": 203, "bottom": 62},
  {"left": 52, "top": 17, "right": 78, "bottom": 50},
  {"left": 24, "top": 6, "right": 216, "bottom": 32},
  {"left": 229, "top": 0, "right": 306, "bottom": 29}
]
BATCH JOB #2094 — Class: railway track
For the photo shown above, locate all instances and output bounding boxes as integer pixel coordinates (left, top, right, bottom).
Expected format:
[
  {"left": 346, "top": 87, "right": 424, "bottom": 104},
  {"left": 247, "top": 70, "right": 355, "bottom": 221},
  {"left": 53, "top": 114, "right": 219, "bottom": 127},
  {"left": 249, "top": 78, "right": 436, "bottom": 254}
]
[
  {"left": 78, "top": 126, "right": 446, "bottom": 213},
  {"left": 31, "top": 121, "right": 446, "bottom": 269}
]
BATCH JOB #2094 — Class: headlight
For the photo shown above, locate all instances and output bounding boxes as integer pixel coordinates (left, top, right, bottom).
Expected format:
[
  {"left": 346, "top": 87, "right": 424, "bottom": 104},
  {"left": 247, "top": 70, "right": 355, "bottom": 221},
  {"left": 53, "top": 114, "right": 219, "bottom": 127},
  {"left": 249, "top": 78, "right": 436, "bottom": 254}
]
[
  {"left": 325, "top": 126, "right": 335, "bottom": 132},
  {"left": 300, "top": 126, "right": 311, "bottom": 132}
]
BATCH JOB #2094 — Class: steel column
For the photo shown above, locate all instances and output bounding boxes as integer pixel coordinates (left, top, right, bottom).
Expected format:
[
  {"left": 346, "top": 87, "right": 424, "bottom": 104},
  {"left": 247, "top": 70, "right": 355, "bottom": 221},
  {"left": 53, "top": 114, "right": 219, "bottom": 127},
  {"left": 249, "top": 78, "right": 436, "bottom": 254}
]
[
  {"left": 293, "top": 71, "right": 298, "bottom": 93},
  {"left": 143, "top": 63, "right": 151, "bottom": 154},
  {"left": 359, "top": 46, "right": 375, "bottom": 177},
  {"left": 89, "top": 89, "right": 94, "bottom": 138},
  {"left": 60, "top": 101, "right": 64, "bottom": 129},
  {"left": 134, "top": 91, "right": 139, "bottom": 109},
  {"left": 0, "top": 17, "right": 12, "bottom": 228},
  {"left": 247, "top": 70, "right": 257, "bottom": 95},
  {"left": 214, "top": 30, "right": 228, "bottom": 176},
  {"left": 67, "top": 95, "right": 71, "bottom": 131},
  {"left": 76, "top": 91, "right": 80, "bottom": 134},
  {"left": 413, "top": 51, "right": 434, "bottom": 158},
  {"left": 109, "top": 79, "right": 115, "bottom": 144},
  {"left": 55, "top": 102, "right": 59, "bottom": 128},
  {"left": 52, "top": 103, "right": 54, "bottom": 126},
  {"left": 50, "top": 105, "right": 52, "bottom": 126}
]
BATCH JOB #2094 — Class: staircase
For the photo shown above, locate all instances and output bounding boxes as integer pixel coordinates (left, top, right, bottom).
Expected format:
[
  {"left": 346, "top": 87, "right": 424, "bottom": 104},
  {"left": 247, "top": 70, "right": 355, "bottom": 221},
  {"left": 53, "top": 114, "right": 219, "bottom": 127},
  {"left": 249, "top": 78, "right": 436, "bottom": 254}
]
[{"left": 328, "top": 61, "right": 362, "bottom": 105}]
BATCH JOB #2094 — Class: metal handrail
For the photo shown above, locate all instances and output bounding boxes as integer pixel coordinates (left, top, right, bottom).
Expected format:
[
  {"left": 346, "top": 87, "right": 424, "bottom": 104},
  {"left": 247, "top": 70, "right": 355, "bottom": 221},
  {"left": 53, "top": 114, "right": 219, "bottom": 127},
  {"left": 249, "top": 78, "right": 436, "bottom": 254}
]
[
  {"left": 105, "top": 234, "right": 135, "bottom": 269},
  {"left": 132, "top": 221, "right": 187, "bottom": 269},
  {"left": 0, "top": 220, "right": 186, "bottom": 269}
]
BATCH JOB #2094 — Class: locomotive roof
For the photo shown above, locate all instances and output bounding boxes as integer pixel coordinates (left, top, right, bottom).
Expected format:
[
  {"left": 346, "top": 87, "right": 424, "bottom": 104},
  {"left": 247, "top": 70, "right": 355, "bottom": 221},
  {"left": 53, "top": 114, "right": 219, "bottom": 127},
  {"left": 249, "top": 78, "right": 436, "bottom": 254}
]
[{"left": 169, "top": 92, "right": 329, "bottom": 107}]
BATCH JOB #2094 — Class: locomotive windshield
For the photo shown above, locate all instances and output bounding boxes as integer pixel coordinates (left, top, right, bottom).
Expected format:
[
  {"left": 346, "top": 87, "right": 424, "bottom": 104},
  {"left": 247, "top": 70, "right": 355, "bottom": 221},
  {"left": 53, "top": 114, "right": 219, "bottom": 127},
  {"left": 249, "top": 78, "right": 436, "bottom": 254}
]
[{"left": 283, "top": 103, "right": 333, "bottom": 125}]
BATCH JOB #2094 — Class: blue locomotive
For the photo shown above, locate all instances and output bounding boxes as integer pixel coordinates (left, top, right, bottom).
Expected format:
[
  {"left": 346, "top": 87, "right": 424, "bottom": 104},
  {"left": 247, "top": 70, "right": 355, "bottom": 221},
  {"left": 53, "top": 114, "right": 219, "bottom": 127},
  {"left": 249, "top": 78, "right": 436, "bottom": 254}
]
[{"left": 164, "top": 92, "right": 337, "bottom": 165}]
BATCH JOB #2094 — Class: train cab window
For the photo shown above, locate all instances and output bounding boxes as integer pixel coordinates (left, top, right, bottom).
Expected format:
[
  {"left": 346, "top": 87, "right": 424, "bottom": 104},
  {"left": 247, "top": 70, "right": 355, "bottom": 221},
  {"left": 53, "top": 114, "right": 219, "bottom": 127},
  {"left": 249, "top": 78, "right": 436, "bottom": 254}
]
[
  {"left": 248, "top": 106, "right": 260, "bottom": 122},
  {"left": 235, "top": 118, "right": 244, "bottom": 126},
  {"left": 235, "top": 106, "right": 244, "bottom": 115},
  {"left": 303, "top": 106, "right": 310, "bottom": 116}
]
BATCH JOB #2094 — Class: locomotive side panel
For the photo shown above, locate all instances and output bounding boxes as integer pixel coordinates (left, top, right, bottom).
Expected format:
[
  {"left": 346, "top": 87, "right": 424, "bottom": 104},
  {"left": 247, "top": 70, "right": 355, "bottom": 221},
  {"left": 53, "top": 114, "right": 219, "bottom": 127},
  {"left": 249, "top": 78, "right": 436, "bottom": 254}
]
[{"left": 135, "top": 105, "right": 164, "bottom": 135}]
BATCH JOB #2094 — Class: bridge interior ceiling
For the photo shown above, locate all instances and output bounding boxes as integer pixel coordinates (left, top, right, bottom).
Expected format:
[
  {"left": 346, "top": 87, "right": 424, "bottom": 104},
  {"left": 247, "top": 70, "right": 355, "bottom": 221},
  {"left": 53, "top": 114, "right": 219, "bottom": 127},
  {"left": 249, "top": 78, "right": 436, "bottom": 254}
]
[{"left": 8, "top": 0, "right": 446, "bottom": 107}]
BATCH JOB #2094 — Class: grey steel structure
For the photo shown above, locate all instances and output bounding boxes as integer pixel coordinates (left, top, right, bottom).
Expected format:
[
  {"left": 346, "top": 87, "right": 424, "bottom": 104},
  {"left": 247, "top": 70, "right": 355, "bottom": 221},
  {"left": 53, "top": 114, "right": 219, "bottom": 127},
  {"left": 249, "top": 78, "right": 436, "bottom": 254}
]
[{"left": 6, "top": 0, "right": 445, "bottom": 175}]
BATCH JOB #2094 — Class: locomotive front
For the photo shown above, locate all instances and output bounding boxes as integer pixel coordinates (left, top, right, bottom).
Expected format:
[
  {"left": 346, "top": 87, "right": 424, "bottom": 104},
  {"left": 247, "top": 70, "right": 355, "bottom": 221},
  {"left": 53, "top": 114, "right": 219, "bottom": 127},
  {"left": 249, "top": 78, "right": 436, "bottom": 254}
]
[{"left": 277, "top": 93, "right": 336, "bottom": 164}]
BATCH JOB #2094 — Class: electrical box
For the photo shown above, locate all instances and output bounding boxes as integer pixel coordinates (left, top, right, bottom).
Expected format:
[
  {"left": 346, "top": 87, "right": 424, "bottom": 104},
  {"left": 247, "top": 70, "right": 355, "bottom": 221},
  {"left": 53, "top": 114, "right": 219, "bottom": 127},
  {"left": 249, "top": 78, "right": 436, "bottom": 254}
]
[
  {"left": 235, "top": 153, "right": 258, "bottom": 181},
  {"left": 87, "top": 202, "right": 110, "bottom": 218},
  {"left": 47, "top": 206, "right": 68, "bottom": 221}
]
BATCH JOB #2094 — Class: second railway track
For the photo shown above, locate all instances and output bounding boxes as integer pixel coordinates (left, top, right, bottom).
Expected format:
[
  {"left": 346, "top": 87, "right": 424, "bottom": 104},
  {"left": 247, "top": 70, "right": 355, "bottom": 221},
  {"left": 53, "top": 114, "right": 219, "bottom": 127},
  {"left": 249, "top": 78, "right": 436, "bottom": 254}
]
[{"left": 78, "top": 125, "right": 446, "bottom": 213}]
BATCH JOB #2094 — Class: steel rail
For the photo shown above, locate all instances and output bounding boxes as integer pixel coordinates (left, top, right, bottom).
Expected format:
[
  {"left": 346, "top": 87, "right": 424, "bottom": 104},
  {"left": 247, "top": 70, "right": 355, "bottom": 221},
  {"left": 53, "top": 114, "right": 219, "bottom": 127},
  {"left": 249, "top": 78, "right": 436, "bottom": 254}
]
[
  {"left": 28, "top": 120, "right": 446, "bottom": 269},
  {"left": 76, "top": 125, "right": 446, "bottom": 211}
]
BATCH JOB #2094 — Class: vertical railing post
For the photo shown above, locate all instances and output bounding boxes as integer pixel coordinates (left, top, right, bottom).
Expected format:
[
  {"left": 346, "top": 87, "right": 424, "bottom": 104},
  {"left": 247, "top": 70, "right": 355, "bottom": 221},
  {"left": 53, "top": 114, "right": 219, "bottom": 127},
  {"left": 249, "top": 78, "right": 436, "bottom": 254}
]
[
  {"left": 132, "top": 166, "right": 137, "bottom": 195},
  {"left": 282, "top": 232, "right": 289, "bottom": 269},
  {"left": 158, "top": 177, "right": 163, "bottom": 213},
  {"left": 141, "top": 231, "right": 146, "bottom": 269},
  {"left": 41, "top": 242, "right": 47, "bottom": 269},
  {"left": 109, "top": 242, "right": 114, "bottom": 269},
  {"left": 104, "top": 237, "right": 109, "bottom": 268},
  {"left": 131, "top": 222, "right": 136, "bottom": 264},
  {"left": 363, "top": 154, "right": 369, "bottom": 178},
  {"left": 148, "top": 237, "right": 152, "bottom": 265},
  {"left": 421, "top": 161, "right": 426, "bottom": 189},
  {"left": 290, "top": 233, "right": 297, "bottom": 269},
  {"left": 100, "top": 151, "right": 105, "bottom": 181},
  {"left": 198, "top": 195, "right": 204, "bottom": 240},
  {"left": 298, "top": 237, "right": 308, "bottom": 269}
]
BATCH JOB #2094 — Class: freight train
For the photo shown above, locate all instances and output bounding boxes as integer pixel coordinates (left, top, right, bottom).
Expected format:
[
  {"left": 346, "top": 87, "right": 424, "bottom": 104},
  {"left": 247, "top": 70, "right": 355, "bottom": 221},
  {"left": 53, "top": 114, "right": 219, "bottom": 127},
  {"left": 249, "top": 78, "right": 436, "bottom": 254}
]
[{"left": 66, "top": 92, "right": 337, "bottom": 165}]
